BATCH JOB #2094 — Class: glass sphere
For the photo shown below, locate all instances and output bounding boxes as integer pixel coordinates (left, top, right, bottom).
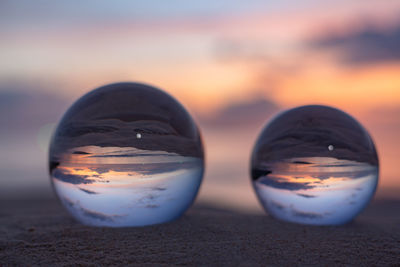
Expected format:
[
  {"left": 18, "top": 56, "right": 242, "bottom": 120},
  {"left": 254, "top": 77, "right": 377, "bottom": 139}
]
[
  {"left": 49, "top": 82, "right": 204, "bottom": 227},
  {"left": 251, "top": 105, "right": 378, "bottom": 225}
]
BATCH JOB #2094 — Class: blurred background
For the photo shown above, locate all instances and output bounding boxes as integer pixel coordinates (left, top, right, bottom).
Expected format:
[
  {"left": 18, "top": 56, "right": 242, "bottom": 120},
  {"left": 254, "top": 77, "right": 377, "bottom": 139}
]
[{"left": 0, "top": 0, "right": 399, "bottom": 212}]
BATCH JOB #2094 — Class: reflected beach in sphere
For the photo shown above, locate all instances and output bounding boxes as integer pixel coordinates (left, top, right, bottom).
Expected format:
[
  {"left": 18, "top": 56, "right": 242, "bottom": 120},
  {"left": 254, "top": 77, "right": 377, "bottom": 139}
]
[
  {"left": 251, "top": 105, "right": 379, "bottom": 225},
  {"left": 49, "top": 83, "right": 204, "bottom": 227}
]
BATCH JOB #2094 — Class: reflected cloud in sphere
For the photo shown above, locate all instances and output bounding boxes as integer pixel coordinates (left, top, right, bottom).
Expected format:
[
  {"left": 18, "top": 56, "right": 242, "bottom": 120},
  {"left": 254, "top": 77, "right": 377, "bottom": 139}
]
[
  {"left": 251, "top": 105, "right": 379, "bottom": 225},
  {"left": 49, "top": 82, "right": 204, "bottom": 227}
]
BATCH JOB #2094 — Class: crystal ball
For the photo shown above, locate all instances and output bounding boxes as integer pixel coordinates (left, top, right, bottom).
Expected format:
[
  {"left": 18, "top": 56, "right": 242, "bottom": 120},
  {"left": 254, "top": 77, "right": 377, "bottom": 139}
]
[
  {"left": 250, "top": 105, "right": 379, "bottom": 225},
  {"left": 49, "top": 82, "right": 204, "bottom": 227}
]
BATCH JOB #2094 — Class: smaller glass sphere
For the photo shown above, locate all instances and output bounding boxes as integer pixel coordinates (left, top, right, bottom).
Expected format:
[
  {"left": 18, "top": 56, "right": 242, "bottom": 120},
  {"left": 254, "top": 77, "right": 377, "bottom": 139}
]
[
  {"left": 250, "top": 105, "right": 379, "bottom": 225},
  {"left": 49, "top": 82, "right": 204, "bottom": 227}
]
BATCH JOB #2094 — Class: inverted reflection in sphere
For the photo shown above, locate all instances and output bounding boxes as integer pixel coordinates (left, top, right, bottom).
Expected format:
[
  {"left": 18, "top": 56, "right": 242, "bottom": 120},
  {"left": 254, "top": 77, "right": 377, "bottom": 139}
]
[
  {"left": 251, "top": 105, "right": 379, "bottom": 225},
  {"left": 49, "top": 83, "right": 204, "bottom": 227}
]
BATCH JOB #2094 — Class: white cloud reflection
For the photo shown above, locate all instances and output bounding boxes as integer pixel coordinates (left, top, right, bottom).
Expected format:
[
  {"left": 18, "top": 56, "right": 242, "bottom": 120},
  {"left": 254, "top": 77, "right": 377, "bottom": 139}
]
[
  {"left": 253, "top": 157, "right": 378, "bottom": 225},
  {"left": 51, "top": 146, "right": 204, "bottom": 227}
]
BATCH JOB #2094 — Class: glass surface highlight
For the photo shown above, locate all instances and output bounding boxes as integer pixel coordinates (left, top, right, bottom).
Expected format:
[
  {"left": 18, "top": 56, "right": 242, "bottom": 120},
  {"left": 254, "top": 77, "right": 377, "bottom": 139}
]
[
  {"left": 49, "top": 82, "right": 204, "bottom": 227},
  {"left": 251, "top": 105, "right": 379, "bottom": 225}
]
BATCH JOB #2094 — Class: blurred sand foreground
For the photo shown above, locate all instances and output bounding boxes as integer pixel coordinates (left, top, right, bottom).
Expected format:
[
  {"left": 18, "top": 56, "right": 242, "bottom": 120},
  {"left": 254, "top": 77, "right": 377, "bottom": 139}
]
[{"left": 0, "top": 197, "right": 399, "bottom": 265}]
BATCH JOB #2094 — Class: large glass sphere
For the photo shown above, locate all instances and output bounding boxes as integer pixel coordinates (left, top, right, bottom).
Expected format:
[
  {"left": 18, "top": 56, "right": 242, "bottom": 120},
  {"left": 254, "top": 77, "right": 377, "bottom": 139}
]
[
  {"left": 49, "top": 82, "right": 204, "bottom": 227},
  {"left": 251, "top": 105, "right": 379, "bottom": 225}
]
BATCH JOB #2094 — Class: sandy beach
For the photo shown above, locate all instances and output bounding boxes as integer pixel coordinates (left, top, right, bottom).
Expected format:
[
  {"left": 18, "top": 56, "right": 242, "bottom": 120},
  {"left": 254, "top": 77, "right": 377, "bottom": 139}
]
[{"left": 1, "top": 196, "right": 399, "bottom": 266}]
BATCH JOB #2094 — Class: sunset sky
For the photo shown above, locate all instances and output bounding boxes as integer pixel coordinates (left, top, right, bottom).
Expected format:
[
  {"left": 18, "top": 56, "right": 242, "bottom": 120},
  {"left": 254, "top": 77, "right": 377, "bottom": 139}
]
[{"left": 0, "top": 1, "right": 399, "bottom": 204}]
